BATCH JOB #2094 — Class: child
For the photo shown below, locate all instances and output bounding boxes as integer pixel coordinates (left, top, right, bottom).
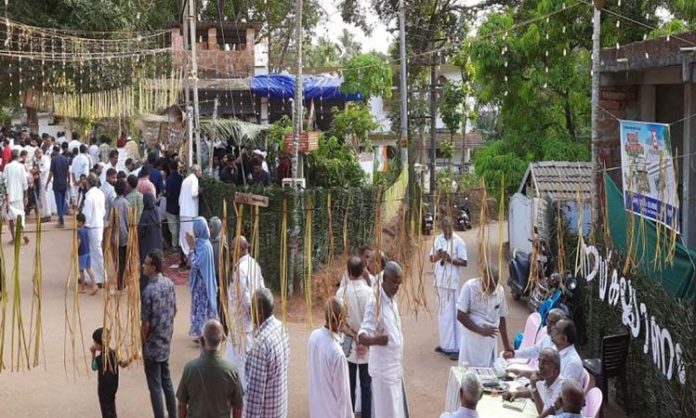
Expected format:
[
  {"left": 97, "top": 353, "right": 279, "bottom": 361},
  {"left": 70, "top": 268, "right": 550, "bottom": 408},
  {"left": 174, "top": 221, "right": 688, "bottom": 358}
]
[
  {"left": 90, "top": 327, "right": 119, "bottom": 418},
  {"left": 77, "top": 213, "right": 99, "bottom": 295}
]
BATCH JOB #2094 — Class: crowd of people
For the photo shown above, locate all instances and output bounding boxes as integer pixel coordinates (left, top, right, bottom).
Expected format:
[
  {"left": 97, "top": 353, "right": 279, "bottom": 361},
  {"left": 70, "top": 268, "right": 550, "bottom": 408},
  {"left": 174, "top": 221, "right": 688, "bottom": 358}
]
[{"left": 1, "top": 127, "right": 595, "bottom": 418}]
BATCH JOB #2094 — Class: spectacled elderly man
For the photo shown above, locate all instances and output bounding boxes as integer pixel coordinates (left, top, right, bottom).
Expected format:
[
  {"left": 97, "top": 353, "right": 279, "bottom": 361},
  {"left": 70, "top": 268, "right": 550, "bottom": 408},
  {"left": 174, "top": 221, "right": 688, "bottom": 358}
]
[
  {"left": 551, "top": 319, "right": 586, "bottom": 388},
  {"left": 439, "top": 372, "right": 484, "bottom": 418},
  {"left": 503, "top": 347, "right": 566, "bottom": 418}
]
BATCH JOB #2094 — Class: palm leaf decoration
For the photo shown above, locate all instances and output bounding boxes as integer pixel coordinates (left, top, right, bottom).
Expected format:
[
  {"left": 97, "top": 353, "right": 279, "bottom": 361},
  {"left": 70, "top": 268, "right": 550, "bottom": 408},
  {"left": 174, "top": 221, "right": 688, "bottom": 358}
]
[{"left": 200, "top": 118, "right": 268, "bottom": 149}]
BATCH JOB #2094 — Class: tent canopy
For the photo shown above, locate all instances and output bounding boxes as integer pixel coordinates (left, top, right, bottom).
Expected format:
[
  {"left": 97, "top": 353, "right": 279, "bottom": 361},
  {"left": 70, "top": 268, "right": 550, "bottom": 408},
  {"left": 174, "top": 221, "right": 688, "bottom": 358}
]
[{"left": 250, "top": 74, "right": 363, "bottom": 101}]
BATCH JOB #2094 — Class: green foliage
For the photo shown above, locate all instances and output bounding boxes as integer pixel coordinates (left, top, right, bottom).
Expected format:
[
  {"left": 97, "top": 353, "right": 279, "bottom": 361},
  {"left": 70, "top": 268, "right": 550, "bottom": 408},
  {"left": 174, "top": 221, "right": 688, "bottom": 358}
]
[
  {"left": 199, "top": 177, "right": 378, "bottom": 290},
  {"left": 648, "top": 19, "right": 693, "bottom": 39},
  {"left": 267, "top": 116, "right": 293, "bottom": 151},
  {"left": 436, "top": 168, "right": 458, "bottom": 194},
  {"left": 439, "top": 80, "right": 467, "bottom": 140},
  {"left": 473, "top": 141, "right": 528, "bottom": 194},
  {"left": 342, "top": 54, "right": 393, "bottom": 99},
  {"left": 440, "top": 140, "right": 455, "bottom": 162},
  {"left": 306, "top": 135, "right": 366, "bottom": 188},
  {"left": 330, "top": 104, "right": 379, "bottom": 151}
]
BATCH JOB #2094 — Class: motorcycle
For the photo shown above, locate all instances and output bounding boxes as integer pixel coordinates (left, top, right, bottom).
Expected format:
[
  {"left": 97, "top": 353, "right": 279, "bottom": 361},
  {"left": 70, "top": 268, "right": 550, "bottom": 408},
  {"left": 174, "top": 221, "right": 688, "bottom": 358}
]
[
  {"left": 536, "top": 271, "right": 578, "bottom": 323},
  {"left": 422, "top": 204, "right": 434, "bottom": 235},
  {"left": 507, "top": 238, "right": 554, "bottom": 302},
  {"left": 455, "top": 196, "right": 472, "bottom": 230}
]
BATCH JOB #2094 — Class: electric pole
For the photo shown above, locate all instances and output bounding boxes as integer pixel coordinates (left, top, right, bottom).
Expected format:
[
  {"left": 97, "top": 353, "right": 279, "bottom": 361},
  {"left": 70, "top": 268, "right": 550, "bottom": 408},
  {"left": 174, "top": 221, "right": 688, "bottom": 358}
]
[
  {"left": 188, "top": 0, "right": 202, "bottom": 167},
  {"left": 399, "top": 0, "right": 408, "bottom": 164},
  {"left": 591, "top": 0, "right": 603, "bottom": 225},
  {"left": 288, "top": 0, "right": 304, "bottom": 296},
  {"left": 429, "top": 51, "right": 437, "bottom": 195}
]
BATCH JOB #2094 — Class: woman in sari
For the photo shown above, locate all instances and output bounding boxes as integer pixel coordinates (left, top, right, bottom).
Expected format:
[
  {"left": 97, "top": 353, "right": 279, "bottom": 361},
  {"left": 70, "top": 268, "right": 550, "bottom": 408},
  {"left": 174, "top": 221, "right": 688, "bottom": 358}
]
[{"left": 185, "top": 216, "right": 219, "bottom": 338}]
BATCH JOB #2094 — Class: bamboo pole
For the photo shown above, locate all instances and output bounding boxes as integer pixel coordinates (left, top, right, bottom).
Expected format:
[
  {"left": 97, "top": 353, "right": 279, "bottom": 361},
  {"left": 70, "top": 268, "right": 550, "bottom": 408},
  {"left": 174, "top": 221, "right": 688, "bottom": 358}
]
[
  {"left": 0, "top": 218, "right": 7, "bottom": 372},
  {"left": 304, "top": 194, "right": 313, "bottom": 328},
  {"left": 30, "top": 211, "right": 44, "bottom": 369},
  {"left": 280, "top": 198, "right": 288, "bottom": 323}
]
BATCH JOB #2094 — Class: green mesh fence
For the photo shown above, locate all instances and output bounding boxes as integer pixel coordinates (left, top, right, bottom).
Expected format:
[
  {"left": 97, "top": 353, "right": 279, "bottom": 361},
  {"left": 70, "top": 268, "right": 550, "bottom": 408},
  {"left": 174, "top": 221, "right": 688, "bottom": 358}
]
[{"left": 199, "top": 177, "right": 379, "bottom": 291}]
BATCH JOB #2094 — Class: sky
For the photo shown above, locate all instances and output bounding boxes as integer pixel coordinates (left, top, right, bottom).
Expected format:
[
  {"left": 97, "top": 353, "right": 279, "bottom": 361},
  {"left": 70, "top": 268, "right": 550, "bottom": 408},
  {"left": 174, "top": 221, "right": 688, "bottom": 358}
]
[
  {"left": 315, "top": 0, "right": 395, "bottom": 54},
  {"left": 315, "top": 0, "right": 486, "bottom": 54}
]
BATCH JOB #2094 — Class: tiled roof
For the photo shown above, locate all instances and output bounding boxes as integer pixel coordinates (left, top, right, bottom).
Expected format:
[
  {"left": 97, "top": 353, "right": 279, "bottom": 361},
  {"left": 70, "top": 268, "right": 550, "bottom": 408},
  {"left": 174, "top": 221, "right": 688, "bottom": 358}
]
[
  {"left": 524, "top": 161, "right": 593, "bottom": 202},
  {"left": 464, "top": 131, "right": 484, "bottom": 147}
]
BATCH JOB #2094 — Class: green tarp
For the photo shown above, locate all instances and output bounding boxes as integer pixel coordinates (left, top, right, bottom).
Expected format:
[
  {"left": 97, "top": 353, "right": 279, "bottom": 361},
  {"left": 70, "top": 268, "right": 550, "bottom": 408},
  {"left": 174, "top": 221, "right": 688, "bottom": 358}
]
[{"left": 604, "top": 174, "right": 696, "bottom": 303}]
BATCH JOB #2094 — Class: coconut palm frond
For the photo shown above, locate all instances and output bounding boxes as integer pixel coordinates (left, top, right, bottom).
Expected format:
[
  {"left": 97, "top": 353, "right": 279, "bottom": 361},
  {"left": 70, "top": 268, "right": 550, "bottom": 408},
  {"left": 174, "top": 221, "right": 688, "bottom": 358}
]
[{"left": 200, "top": 118, "right": 268, "bottom": 148}]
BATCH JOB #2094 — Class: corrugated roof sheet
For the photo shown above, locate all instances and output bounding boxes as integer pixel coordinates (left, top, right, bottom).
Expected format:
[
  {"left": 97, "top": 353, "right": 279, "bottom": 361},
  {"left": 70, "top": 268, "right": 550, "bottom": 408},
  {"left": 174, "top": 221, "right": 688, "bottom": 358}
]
[{"left": 529, "top": 161, "right": 593, "bottom": 202}]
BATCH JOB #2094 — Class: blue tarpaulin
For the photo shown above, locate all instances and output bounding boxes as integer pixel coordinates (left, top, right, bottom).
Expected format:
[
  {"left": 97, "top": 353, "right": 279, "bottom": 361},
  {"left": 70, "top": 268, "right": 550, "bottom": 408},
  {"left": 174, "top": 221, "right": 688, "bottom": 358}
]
[{"left": 250, "top": 74, "right": 362, "bottom": 101}]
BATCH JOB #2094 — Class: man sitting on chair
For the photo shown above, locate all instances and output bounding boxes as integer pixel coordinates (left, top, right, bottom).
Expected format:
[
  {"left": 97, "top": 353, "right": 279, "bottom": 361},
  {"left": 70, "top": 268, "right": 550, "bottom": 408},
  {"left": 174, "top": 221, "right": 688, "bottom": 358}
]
[
  {"left": 439, "top": 372, "right": 484, "bottom": 418},
  {"left": 503, "top": 308, "right": 565, "bottom": 361},
  {"left": 553, "top": 380, "right": 586, "bottom": 418},
  {"left": 503, "top": 348, "right": 566, "bottom": 417}
]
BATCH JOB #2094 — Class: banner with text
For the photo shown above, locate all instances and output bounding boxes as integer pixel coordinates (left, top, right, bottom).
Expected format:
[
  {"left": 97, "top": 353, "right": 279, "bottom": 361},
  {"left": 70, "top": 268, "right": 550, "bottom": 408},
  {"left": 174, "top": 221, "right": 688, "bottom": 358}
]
[{"left": 619, "top": 120, "right": 679, "bottom": 230}]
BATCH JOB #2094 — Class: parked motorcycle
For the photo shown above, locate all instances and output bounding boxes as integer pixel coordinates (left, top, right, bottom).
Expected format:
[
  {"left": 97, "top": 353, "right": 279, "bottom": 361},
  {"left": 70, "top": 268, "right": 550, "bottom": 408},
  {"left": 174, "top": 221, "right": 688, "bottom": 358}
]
[
  {"left": 456, "top": 196, "right": 472, "bottom": 230},
  {"left": 536, "top": 271, "right": 578, "bottom": 323},
  {"left": 507, "top": 238, "right": 554, "bottom": 302},
  {"left": 422, "top": 203, "right": 434, "bottom": 235}
]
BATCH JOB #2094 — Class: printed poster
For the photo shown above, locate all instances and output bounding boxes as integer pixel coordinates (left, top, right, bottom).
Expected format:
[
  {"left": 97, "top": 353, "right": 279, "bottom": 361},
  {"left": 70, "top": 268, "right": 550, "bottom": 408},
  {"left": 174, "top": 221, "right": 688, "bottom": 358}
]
[{"left": 619, "top": 120, "right": 679, "bottom": 230}]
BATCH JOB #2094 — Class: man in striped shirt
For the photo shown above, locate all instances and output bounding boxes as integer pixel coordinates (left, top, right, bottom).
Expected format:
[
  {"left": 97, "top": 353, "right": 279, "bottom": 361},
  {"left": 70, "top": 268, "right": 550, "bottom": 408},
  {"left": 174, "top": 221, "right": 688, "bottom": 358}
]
[{"left": 244, "top": 288, "right": 290, "bottom": 418}]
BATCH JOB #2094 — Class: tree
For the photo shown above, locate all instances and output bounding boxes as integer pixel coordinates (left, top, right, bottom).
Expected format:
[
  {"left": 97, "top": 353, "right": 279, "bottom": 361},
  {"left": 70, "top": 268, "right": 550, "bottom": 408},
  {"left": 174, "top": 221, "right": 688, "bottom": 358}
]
[
  {"left": 458, "top": 0, "right": 693, "bottom": 192},
  {"left": 439, "top": 80, "right": 467, "bottom": 141},
  {"left": 341, "top": 53, "right": 393, "bottom": 100},
  {"left": 306, "top": 134, "right": 366, "bottom": 188},
  {"left": 329, "top": 104, "right": 380, "bottom": 152}
]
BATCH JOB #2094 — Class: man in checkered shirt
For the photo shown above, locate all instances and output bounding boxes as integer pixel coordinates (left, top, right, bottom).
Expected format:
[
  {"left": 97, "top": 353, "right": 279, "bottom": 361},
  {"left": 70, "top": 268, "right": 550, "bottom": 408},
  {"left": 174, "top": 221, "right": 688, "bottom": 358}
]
[{"left": 244, "top": 287, "right": 290, "bottom": 418}]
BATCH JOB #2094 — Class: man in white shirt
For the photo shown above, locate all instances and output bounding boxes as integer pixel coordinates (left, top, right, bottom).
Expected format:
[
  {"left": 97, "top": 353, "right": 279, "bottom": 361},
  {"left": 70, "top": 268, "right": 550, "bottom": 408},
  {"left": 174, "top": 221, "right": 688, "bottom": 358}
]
[
  {"left": 551, "top": 319, "right": 586, "bottom": 387},
  {"left": 307, "top": 297, "right": 354, "bottom": 418},
  {"left": 88, "top": 138, "right": 100, "bottom": 166},
  {"left": 503, "top": 308, "right": 566, "bottom": 361},
  {"left": 456, "top": 267, "right": 512, "bottom": 367},
  {"left": 178, "top": 164, "right": 201, "bottom": 263},
  {"left": 71, "top": 145, "right": 91, "bottom": 184},
  {"left": 4, "top": 150, "right": 29, "bottom": 244},
  {"left": 337, "top": 255, "right": 374, "bottom": 418},
  {"left": 439, "top": 372, "right": 484, "bottom": 418},
  {"left": 503, "top": 348, "right": 566, "bottom": 417},
  {"left": 68, "top": 133, "right": 82, "bottom": 155},
  {"left": 430, "top": 216, "right": 468, "bottom": 358},
  {"left": 100, "top": 149, "right": 119, "bottom": 186},
  {"left": 82, "top": 174, "right": 106, "bottom": 286},
  {"left": 226, "top": 235, "right": 265, "bottom": 388},
  {"left": 358, "top": 261, "right": 408, "bottom": 418},
  {"left": 35, "top": 148, "right": 52, "bottom": 222}
]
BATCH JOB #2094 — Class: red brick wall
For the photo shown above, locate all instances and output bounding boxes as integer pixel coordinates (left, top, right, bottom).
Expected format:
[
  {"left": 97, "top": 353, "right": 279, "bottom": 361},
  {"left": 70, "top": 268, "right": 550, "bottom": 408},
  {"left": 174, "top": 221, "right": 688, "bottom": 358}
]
[
  {"left": 596, "top": 85, "right": 640, "bottom": 188},
  {"left": 171, "top": 29, "right": 254, "bottom": 77}
]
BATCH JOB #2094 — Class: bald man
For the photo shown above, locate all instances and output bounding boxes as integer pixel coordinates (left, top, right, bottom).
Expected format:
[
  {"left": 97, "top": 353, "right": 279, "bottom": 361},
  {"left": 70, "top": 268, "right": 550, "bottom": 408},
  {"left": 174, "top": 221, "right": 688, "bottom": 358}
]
[
  {"left": 430, "top": 216, "right": 468, "bottom": 357},
  {"left": 553, "top": 380, "right": 585, "bottom": 418},
  {"left": 225, "top": 235, "right": 265, "bottom": 389},
  {"left": 177, "top": 319, "right": 244, "bottom": 418},
  {"left": 308, "top": 298, "right": 354, "bottom": 418}
]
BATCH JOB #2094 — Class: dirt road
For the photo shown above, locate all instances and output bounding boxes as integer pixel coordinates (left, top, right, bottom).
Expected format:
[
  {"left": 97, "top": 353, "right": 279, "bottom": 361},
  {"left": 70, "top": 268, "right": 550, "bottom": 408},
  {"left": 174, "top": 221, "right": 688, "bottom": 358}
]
[{"left": 0, "top": 220, "right": 530, "bottom": 418}]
